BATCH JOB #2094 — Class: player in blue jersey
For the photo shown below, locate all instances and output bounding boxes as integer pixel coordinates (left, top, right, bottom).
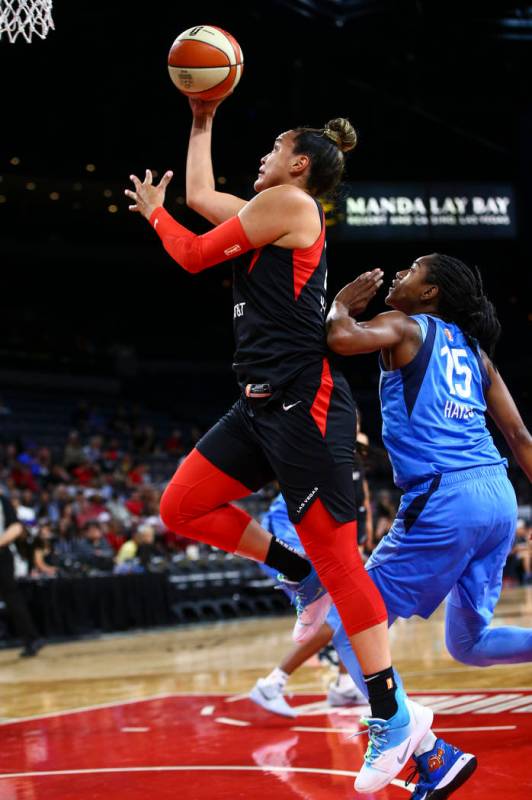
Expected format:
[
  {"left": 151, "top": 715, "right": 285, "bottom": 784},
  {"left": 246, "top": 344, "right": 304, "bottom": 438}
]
[{"left": 322, "top": 253, "right": 532, "bottom": 798}]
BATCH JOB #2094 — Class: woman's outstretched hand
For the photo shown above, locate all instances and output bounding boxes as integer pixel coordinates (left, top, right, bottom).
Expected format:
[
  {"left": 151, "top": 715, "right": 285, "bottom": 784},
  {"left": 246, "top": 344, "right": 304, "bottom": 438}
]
[
  {"left": 125, "top": 169, "right": 173, "bottom": 220},
  {"left": 333, "top": 269, "right": 384, "bottom": 317}
]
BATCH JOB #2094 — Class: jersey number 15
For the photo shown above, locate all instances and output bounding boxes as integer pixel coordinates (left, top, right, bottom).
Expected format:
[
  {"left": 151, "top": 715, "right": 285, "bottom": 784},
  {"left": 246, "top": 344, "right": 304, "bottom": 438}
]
[{"left": 440, "top": 346, "right": 472, "bottom": 398}]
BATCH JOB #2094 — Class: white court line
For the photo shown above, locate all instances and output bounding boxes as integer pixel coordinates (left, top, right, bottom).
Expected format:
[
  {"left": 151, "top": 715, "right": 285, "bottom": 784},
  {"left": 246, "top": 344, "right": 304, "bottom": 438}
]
[
  {"left": 513, "top": 704, "right": 532, "bottom": 713},
  {"left": 225, "top": 693, "right": 251, "bottom": 703},
  {"left": 2, "top": 689, "right": 530, "bottom": 726},
  {"left": 0, "top": 693, "right": 174, "bottom": 726},
  {"left": 0, "top": 765, "right": 412, "bottom": 792},
  {"left": 434, "top": 726, "right": 516, "bottom": 733},
  {"left": 215, "top": 717, "right": 251, "bottom": 727},
  {"left": 120, "top": 727, "right": 150, "bottom": 733},
  {"left": 292, "top": 725, "right": 516, "bottom": 734}
]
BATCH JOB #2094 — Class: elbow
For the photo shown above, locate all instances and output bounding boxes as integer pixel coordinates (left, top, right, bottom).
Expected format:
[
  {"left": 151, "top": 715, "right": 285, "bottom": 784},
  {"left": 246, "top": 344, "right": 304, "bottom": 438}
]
[
  {"left": 507, "top": 424, "right": 532, "bottom": 451},
  {"left": 516, "top": 425, "right": 532, "bottom": 445},
  {"left": 186, "top": 192, "right": 201, "bottom": 213},
  {"left": 327, "top": 330, "right": 354, "bottom": 356},
  {"left": 186, "top": 190, "right": 212, "bottom": 217}
]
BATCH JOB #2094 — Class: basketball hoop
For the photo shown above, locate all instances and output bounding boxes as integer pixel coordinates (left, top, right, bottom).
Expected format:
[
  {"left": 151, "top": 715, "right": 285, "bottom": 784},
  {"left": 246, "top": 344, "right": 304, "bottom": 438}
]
[{"left": 0, "top": 0, "right": 54, "bottom": 43}]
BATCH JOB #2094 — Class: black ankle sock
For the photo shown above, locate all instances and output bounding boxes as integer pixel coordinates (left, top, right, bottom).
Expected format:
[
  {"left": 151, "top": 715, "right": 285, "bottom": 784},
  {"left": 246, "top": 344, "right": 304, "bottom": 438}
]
[
  {"left": 363, "top": 666, "right": 398, "bottom": 720},
  {"left": 264, "top": 537, "right": 312, "bottom": 582}
]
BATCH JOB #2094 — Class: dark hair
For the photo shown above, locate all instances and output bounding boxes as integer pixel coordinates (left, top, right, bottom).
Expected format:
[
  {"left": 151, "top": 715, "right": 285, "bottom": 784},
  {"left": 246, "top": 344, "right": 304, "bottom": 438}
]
[
  {"left": 292, "top": 117, "right": 357, "bottom": 198},
  {"left": 427, "top": 253, "right": 501, "bottom": 357}
]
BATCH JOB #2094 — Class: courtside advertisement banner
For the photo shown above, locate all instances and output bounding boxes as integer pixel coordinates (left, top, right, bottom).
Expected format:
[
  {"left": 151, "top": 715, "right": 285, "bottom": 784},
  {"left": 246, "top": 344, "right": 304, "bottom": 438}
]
[{"left": 326, "top": 183, "right": 516, "bottom": 241}]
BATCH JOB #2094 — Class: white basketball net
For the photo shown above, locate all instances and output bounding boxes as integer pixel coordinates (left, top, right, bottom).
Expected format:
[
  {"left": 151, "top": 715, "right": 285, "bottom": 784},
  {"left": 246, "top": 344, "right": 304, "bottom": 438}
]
[{"left": 0, "top": 0, "right": 54, "bottom": 43}]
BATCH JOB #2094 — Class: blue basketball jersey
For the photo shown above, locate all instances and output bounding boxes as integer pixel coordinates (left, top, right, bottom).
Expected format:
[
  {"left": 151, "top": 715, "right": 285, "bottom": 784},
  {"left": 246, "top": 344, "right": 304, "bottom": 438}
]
[{"left": 379, "top": 314, "right": 505, "bottom": 489}]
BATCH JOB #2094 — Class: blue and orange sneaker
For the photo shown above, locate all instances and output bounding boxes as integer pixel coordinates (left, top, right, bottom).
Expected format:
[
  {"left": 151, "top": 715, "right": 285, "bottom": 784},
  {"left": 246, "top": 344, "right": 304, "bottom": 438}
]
[
  {"left": 406, "top": 738, "right": 477, "bottom": 799},
  {"left": 354, "top": 690, "right": 434, "bottom": 793},
  {"left": 277, "top": 565, "right": 331, "bottom": 644}
]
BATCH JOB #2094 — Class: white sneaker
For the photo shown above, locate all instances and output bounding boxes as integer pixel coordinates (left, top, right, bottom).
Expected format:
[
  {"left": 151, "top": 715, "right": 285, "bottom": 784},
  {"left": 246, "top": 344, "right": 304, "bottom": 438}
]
[
  {"left": 277, "top": 566, "right": 332, "bottom": 644},
  {"left": 249, "top": 678, "right": 297, "bottom": 718},
  {"left": 354, "top": 695, "right": 434, "bottom": 793},
  {"left": 327, "top": 678, "right": 367, "bottom": 707}
]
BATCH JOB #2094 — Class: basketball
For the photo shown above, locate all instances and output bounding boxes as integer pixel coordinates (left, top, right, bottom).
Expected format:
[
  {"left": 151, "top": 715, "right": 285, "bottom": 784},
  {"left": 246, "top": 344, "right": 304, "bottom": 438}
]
[{"left": 168, "top": 25, "right": 244, "bottom": 101}]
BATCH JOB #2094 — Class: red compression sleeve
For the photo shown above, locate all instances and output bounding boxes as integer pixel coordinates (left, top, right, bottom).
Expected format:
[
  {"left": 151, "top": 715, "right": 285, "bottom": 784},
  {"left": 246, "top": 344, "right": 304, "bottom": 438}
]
[{"left": 149, "top": 207, "right": 253, "bottom": 273}]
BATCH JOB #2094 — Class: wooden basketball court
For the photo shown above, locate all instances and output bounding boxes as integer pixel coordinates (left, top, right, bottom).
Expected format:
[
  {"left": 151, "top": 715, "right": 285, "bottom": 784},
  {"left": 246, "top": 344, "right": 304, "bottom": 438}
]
[{"left": 0, "top": 585, "right": 530, "bottom": 798}]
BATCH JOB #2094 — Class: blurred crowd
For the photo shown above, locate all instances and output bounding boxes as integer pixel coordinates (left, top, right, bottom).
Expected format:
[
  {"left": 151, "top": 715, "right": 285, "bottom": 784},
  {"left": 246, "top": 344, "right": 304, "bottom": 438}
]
[
  {"left": 0, "top": 399, "right": 209, "bottom": 580},
  {"left": 0, "top": 395, "right": 530, "bottom": 585}
]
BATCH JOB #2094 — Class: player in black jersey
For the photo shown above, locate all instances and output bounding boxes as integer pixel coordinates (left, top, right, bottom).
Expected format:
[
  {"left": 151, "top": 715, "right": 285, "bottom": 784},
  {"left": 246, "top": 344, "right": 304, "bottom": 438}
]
[{"left": 125, "top": 97, "right": 433, "bottom": 792}]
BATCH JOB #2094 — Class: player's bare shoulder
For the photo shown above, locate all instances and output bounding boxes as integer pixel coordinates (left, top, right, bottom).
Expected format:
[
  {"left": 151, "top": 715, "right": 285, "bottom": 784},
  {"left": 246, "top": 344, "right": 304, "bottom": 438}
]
[
  {"left": 246, "top": 185, "right": 320, "bottom": 247},
  {"left": 258, "top": 184, "right": 318, "bottom": 213},
  {"left": 374, "top": 309, "right": 419, "bottom": 337}
]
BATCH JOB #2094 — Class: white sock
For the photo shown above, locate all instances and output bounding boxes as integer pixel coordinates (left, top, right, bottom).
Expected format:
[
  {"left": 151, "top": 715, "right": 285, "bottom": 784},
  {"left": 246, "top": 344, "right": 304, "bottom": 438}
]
[
  {"left": 264, "top": 667, "right": 289, "bottom": 688},
  {"left": 414, "top": 730, "right": 437, "bottom": 757},
  {"left": 337, "top": 672, "right": 355, "bottom": 691}
]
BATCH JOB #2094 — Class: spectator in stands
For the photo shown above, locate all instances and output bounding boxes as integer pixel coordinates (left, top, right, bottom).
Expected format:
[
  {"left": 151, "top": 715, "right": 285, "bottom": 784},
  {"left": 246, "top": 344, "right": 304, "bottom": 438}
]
[
  {"left": 139, "top": 486, "right": 160, "bottom": 518},
  {"left": 63, "top": 431, "right": 85, "bottom": 469},
  {"left": 72, "top": 458, "right": 99, "bottom": 487},
  {"left": 17, "top": 444, "right": 41, "bottom": 477},
  {"left": 128, "top": 463, "right": 150, "bottom": 487},
  {"left": 0, "top": 493, "right": 43, "bottom": 657},
  {"left": 36, "top": 446, "right": 52, "bottom": 480},
  {"left": 102, "top": 438, "right": 123, "bottom": 472},
  {"left": 46, "top": 463, "right": 71, "bottom": 487},
  {"left": 107, "top": 490, "right": 134, "bottom": 528},
  {"left": 105, "top": 517, "right": 127, "bottom": 554},
  {"left": 32, "top": 523, "right": 58, "bottom": 578},
  {"left": 36, "top": 489, "right": 60, "bottom": 524},
  {"left": 83, "top": 435, "right": 104, "bottom": 465},
  {"left": 75, "top": 521, "right": 114, "bottom": 572},
  {"left": 124, "top": 489, "right": 144, "bottom": 518},
  {"left": 55, "top": 515, "right": 80, "bottom": 566},
  {"left": 115, "top": 523, "right": 157, "bottom": 573},
  {"left": 10, "top": 462, "right": 39, "bottom": 493},
  {"left": 165, "top": 428, "right": 185, "bottom": 458}
]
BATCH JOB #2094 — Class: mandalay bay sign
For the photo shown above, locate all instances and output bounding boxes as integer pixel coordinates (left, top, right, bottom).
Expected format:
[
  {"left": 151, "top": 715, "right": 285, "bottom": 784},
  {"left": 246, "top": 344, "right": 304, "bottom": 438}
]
[{"left": 326, "top": 183, "right": 516, "bottom": 241}]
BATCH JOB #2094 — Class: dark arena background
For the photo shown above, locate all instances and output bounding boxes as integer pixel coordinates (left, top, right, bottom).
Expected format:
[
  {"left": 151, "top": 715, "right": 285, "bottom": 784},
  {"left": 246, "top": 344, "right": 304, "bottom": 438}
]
[{"left": 0, "top": 2, "right": 531, "bottom": 799}]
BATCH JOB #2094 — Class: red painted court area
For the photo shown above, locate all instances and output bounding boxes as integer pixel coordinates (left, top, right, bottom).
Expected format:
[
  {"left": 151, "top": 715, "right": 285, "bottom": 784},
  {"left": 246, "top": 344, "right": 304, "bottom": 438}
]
[{"left": 1, "top": 690, "right": 531, "bottom": 799}]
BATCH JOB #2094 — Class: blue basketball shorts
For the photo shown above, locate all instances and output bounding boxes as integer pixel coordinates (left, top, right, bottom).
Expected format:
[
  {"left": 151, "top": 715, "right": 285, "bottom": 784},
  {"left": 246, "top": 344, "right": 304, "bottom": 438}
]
[{"left": 365, "top": 463, "right": 517, "bottom": 620}]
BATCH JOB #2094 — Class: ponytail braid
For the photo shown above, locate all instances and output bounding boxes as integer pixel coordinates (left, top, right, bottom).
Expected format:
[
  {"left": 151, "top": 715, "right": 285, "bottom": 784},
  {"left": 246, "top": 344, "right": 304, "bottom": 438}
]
[{"left": 427, "top": 254, "right": 501, "bottom": 357}]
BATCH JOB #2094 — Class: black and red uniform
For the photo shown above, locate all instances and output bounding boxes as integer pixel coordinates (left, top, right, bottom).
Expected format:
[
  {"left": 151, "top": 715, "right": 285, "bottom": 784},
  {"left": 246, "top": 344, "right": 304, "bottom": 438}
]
[
  {"left": 196, "top": 201, "right": 357, "bottom": 524},
  {"left": 155, "top": 201, "right": 387, "bottom": 636}
]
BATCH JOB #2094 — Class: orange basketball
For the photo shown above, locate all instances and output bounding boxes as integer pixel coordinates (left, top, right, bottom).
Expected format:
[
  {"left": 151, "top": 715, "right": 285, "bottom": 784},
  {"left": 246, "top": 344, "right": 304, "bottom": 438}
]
[{"left": 168, "top": 25, "right": 244, "bottom": 101}]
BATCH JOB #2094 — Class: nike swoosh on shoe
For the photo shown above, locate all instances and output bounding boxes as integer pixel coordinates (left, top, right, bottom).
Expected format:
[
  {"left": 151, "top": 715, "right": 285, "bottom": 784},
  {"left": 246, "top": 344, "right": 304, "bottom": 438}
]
[{"left": 397, "top": 739, "right": 412, "bottom": 765}]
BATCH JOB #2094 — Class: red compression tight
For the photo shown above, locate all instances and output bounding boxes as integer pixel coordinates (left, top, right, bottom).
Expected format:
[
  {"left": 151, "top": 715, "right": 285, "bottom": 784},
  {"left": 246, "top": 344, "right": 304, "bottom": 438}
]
[
  {"left": 296, "top": 499, "right": 387, "bottom": 636},
  {"left": 159, "top": 448, "right": 253, "bottom": 552},
  {"left": 160, "top": 449, "right": 388, "bottom": 636}
]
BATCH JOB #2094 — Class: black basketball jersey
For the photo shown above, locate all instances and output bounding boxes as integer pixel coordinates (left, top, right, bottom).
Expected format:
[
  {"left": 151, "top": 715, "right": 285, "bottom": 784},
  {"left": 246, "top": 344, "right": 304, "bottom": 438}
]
[{"left": 232, "top": 201, "right": 328, "bottom": 389}]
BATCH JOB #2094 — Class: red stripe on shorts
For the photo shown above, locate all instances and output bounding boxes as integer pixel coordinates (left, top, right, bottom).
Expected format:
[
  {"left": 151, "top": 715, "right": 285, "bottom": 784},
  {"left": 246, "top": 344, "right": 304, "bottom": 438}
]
[{"left": 310, "top": 358, "right": 334, "bottom": 437}]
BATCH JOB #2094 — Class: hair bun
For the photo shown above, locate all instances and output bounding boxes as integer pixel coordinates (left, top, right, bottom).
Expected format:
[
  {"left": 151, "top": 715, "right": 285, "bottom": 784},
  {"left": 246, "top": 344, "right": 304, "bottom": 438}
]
[{"left": 324, "top": 118, "right": 357, "bottom": 153}]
